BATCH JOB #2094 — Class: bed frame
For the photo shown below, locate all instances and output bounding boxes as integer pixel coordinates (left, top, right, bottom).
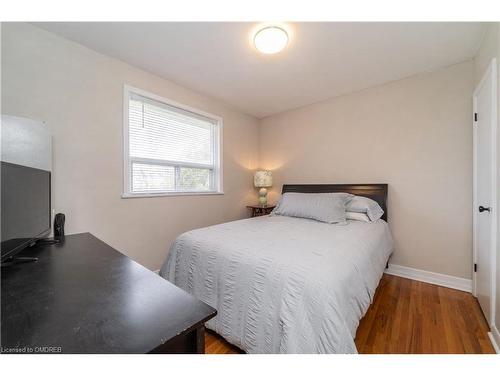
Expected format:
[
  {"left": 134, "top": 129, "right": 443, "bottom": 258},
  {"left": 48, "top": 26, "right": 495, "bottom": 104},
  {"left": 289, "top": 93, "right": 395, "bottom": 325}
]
[{"left": 281, "top": 184, "right": 388, "bottom": 222}]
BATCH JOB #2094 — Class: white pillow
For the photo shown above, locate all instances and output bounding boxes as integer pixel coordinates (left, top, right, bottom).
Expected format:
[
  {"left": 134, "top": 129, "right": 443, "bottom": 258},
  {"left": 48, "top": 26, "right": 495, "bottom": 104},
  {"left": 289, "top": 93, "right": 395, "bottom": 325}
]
[
  {"left": 346, "top": 196, "right": 384, "bottom": 221},
  {"left": 346, "top": 212, "right": 371, "bottom": 222},
  {"left": 272, "top": 192, "right": 353, "bottom": 224}
]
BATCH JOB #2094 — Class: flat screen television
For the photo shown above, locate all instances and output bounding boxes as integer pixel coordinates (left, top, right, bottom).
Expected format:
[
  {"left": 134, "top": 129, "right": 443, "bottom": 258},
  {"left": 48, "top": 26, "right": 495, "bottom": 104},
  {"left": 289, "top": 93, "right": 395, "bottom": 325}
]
[{"left": 1, "top": 161, "right": 51, "bottom": 261}]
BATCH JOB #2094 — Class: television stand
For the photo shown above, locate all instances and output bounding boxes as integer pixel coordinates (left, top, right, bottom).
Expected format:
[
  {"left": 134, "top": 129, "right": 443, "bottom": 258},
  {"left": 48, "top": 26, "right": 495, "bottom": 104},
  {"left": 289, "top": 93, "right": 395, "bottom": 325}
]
[
  {"left": 1, "top": 238, "right": 61, "bottom": 267},
  {"left": 1, "top": 256, "right": 38, "bottom": 267},
  {"left": 1, "top": 233, "right": 217, "bottom": 353},
  {"left": 34, "top": 238, "right": 61, "bottom": 246}
]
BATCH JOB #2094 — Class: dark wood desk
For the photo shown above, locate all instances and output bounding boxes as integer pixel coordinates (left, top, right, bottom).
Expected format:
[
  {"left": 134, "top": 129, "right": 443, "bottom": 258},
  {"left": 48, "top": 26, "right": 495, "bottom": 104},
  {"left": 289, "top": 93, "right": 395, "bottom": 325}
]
[{"left": 1, "top": 233, "right": 216, "bottom": 354}]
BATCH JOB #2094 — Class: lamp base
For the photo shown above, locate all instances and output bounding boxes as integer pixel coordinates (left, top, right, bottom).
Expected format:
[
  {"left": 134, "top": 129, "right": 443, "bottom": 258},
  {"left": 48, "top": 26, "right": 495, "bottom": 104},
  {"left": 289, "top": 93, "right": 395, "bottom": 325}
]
[{"left": 258, "top": 187, "right": 268, "bottom": 206}]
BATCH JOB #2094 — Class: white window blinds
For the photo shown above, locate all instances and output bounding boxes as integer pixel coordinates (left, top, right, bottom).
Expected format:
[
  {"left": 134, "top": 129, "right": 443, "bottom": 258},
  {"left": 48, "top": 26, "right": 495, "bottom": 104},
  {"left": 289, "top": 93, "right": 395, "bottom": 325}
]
[{"left": 124, "top": 88, "right": 221, "bottom": 195}]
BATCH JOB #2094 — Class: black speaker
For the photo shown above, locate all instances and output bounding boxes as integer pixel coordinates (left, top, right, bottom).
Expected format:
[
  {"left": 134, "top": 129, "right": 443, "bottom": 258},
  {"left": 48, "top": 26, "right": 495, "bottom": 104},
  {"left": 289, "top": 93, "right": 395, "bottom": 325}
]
[{"left": 54, "top": 213, "right": 65, "bottom": 240}]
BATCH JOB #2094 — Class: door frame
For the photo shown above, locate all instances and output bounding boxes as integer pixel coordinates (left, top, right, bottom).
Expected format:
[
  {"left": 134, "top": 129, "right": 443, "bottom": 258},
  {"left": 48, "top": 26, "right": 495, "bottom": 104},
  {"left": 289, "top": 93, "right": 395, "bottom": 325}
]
[{"left": 472, "top": 57, "right": 497, "bottom": 326}]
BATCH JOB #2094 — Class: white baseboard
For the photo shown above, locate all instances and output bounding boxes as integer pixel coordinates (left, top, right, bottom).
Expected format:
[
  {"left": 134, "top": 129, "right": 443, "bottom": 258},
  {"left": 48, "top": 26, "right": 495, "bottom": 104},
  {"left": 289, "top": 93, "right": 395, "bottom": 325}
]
[
  {"left": 153, "top": 269, "right": 160, "bottom": 275},
  {"left": 489, "top": 326, "right": 500, "bottom": 353},
  {"left": 384, "top": 264, "right": 472, "bottom": 292}
]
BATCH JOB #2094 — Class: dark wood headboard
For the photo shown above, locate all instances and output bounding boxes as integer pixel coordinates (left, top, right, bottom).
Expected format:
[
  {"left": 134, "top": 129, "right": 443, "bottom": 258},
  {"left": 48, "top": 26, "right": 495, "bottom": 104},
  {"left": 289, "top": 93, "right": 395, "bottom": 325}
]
[{"left": 281, "top": 184, "right": 388, "bottom": 222}]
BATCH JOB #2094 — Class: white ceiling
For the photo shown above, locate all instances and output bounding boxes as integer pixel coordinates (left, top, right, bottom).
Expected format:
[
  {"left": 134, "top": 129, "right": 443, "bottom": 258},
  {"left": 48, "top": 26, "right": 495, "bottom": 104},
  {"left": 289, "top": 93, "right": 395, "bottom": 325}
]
[{"left": 34, "top": 22, "right": 485, "bottom": 118}]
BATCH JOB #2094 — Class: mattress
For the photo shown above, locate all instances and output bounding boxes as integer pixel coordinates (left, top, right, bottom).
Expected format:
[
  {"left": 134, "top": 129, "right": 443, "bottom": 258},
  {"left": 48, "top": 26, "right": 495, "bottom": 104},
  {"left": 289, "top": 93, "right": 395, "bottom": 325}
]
[{"left": 160, "top": 215, "right": 393, "bottom": 353}]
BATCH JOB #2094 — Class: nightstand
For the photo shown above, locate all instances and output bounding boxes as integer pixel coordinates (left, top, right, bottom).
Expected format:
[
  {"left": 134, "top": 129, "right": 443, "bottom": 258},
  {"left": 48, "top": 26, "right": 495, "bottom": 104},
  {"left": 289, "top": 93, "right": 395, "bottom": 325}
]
[{"left": 247, "top": 205, "right": 276, "bottom": 218}]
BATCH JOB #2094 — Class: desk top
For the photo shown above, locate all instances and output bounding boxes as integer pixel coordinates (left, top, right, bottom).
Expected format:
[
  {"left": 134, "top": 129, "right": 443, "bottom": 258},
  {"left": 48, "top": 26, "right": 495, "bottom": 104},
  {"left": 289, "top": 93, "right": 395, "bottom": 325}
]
[{"left": 1, "top": 233, "right": 216, "bottom": 353}]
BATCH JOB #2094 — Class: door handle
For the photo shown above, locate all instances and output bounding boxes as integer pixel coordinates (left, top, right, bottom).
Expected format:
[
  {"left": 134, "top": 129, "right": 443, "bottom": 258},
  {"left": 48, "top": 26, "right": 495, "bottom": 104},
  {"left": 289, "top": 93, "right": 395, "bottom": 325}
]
[{"left": 479, "top": 206, "right": 491, "bottom": 213}]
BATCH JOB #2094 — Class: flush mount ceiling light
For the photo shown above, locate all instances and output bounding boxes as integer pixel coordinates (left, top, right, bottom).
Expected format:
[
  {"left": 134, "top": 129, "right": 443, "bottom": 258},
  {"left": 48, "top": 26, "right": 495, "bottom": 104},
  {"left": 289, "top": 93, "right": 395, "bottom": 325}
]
[{"left": 253, "top": 26, "right": 289, "bottom": 54}]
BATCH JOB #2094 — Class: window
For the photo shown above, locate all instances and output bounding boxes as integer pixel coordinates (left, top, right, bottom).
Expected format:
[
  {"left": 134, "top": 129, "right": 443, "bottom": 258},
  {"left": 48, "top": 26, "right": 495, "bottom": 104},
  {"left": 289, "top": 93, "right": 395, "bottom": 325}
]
[{"left": 123, "top": 86, "right": 222, "bottom": 197}]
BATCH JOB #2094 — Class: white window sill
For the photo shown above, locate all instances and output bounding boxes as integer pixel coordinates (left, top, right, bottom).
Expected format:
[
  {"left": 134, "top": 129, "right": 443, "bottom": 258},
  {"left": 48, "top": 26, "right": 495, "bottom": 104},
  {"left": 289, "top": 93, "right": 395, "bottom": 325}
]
[{"left": 121, "top": 191, "right": 224, "bottom": 199}]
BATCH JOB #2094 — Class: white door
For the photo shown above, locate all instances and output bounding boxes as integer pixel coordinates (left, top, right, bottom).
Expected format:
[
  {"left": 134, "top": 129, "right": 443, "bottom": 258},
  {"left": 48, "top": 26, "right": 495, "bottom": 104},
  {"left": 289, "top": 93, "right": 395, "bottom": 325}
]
[{"left": 473, "top": 58, "right": 497, "bottom": 326}]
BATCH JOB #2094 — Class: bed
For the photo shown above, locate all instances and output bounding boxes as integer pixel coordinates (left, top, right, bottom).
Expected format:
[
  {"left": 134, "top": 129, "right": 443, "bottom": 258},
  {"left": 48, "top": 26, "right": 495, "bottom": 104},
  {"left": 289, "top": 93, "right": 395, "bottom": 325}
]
[{"left": 159, "top": 184, "right": 393, "bottom": 354}]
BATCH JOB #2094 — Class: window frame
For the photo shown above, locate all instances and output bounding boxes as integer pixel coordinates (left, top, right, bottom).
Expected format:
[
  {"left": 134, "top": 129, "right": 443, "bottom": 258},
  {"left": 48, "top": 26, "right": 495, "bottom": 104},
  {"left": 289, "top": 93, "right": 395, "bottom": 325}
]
[{"left": 122, "top": 85, "right": 223, "bottom": 198}]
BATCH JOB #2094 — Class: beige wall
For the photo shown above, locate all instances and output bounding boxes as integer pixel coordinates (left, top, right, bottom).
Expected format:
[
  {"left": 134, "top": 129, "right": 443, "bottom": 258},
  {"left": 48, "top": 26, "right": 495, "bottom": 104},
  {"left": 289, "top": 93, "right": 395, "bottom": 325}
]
[
  {"left": 474, "top": 23, "right": 498, "bottom": 85},
  {"left": 260, "top": 61, "right": 474, "bottom": 279},
  {"left": 473, "top": 22, "right": 500, "bottom": 336},
  {"left": 1, "top": 23, "right": 260, "bottom": 270}
]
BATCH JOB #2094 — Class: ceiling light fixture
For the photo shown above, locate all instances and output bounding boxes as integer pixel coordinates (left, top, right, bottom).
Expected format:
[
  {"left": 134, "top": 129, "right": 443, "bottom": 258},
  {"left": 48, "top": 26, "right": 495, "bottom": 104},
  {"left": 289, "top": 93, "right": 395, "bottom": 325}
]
[{"left": 254, "top": 26, "right": 289, "bottom": 54}]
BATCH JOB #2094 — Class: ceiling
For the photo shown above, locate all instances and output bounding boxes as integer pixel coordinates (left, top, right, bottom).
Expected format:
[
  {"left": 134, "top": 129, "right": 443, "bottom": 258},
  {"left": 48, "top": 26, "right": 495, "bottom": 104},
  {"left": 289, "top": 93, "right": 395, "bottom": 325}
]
[{"left": 34, "top": 22, "right": 485, "bottom": 118}]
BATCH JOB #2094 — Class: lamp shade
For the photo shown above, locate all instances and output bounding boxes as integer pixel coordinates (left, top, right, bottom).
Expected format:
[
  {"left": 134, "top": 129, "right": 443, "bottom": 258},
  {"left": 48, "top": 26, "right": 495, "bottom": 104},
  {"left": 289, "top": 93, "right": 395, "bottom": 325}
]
[{"left": 254, "top": 170, "right": 273, "bottom": 188}]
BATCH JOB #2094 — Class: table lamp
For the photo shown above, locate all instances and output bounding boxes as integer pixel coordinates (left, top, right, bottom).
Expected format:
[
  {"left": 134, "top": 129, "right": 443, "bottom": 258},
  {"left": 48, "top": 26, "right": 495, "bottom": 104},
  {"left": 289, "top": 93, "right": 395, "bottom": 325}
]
[{"left": 254, "top": 171, "right": 273, "bottom": 206}]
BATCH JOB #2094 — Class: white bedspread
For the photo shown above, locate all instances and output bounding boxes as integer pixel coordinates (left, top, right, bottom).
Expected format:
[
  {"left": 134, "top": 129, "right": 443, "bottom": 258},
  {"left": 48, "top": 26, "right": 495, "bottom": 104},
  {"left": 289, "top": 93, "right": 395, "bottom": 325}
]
[{"left": 160, "top": 215, "right": 393, "bottom": 353}]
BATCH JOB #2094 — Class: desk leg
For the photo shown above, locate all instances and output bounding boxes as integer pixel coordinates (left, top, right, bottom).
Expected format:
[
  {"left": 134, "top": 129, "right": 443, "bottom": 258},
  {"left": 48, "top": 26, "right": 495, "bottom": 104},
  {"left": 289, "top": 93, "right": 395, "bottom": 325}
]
[
  {"left": 195, "top": 325, "right": 205, "bottom": 354},
  {"left": 149, "top": 324, "right": 206, "bottom": 353}
]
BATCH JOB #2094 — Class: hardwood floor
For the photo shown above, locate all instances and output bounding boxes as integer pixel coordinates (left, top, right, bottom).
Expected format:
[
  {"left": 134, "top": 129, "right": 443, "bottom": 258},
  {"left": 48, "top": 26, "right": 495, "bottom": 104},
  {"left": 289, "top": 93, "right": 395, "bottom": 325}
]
[
  {"left": 205, "top": 330, "right": 243, "bottom": 354},
  {"left": 205, "top": 274, "right": 495, "bottom": 354}
]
